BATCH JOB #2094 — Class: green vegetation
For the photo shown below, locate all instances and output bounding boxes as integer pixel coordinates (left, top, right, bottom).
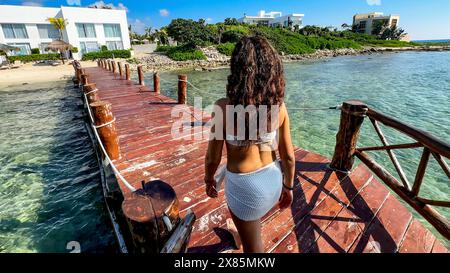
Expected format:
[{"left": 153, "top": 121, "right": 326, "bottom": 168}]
[
  {"left": 155, "top": 45, "right": 173, "bottom": 53},
  {"left": 31, "top": 48, "right": 40, "bottom": 54},
  {"left": 165, "top": 45, "right": 206, "bottom": 61},
  {"left": 8, "top": 53, "right": 59, "bottom": 63},
  {"left": 71, "top": 47, "right": 78, "bottom": 53},
  {"left": 81, "top": 49, "right": 131, "bottom": 61},
  {"left": 127, "top": 57, "right": 140, "bottom": 64},
  {"left": 166, "top": 18, "right": 216, "bottom": 46},
  {"left": 154, "top": 18, "right": 419, "bottom": 61},
  {"left": 101, "top": 45, "right": 108, "bottom": 51},
  {"left": 216, "top": 42, "right": 235, "bottom": 56}
]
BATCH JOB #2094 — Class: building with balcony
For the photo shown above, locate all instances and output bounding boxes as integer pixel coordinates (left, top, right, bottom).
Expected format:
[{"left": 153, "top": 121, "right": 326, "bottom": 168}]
[
  {"left": 238, "top": 10, "right": 304, "bottom": 29},
  {"left": 0, "top": 5, "right": 131, "bottom": 58},
  {"left": 353, "top": 12, "right": 400, "bottom": 35}
]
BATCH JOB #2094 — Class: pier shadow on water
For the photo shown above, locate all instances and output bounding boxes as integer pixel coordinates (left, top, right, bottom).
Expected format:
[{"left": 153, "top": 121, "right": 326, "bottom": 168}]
[{"left": 0, "top": 81, "right": 115, "bottom": 253}]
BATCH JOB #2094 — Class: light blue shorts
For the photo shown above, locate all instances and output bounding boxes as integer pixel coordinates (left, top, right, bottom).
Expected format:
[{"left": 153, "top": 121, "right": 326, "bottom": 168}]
[{"left": 225, "top": 161, "right": 283, "bottom": 221}]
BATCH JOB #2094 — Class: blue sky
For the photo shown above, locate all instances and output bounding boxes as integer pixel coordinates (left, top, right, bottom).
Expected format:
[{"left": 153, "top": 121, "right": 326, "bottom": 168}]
[{"left": 1, "top": 0, "right": 449, "bottom": 40}]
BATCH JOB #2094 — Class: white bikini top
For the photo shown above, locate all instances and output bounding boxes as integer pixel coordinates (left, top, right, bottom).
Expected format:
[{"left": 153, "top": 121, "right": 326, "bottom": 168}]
[{"left": 226, "top": 130, "right": 278, "bottom": 147}]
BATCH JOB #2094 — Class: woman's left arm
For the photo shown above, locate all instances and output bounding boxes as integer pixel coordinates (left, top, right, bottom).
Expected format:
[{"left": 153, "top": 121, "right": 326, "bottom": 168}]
[
  {"left": 205, "top": 139, "right": 224, "bottom": 198},
  {"left": 204, "top": 100, "right": 225, "bottom": 198}
]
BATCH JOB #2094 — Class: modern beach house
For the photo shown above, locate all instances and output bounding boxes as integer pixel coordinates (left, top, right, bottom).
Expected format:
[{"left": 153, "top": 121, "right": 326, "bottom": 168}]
[
  {"left": 0, "top": 5, "right": 131, "bottom": 58},
  {"left": 353, "top": 12, "right": 400, "bottom": 35},
  {"left": 238, "top": 10, "right": 304, "bottom": 29}
]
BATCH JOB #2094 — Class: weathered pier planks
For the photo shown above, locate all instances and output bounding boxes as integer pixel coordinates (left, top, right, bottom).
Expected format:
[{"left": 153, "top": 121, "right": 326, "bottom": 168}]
[{"left": 80, "top": 61, "right": 448, "bottom": 253}]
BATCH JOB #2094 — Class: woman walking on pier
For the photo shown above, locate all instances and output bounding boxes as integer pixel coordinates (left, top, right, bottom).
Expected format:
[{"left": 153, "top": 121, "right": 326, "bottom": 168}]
[{"left": 204, "top": 36, "right": 296, "bottom": 253}]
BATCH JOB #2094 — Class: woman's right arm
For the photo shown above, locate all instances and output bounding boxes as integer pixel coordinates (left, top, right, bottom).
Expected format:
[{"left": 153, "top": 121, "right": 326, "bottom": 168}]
[{"left": 278, "top": 103, "right": 295, "bottom": 209}]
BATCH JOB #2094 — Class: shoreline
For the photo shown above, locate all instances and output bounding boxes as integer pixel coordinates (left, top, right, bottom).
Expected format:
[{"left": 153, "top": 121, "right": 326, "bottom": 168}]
[
  {"left": 1, "top": 45, "right": 449, "bottom": 88},
  {"left": 137, "top": 45, "right": 450, "bottom": 73}
]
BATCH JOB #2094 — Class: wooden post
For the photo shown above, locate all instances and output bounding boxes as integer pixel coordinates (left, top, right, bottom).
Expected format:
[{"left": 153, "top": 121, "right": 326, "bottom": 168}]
[
  {"left": 81, "top": 74, "right": 89, "bottom": 86},
  {"left": 89, "top": 101, "right": 120, "bottom": 160},
  {"left": 122, "top": 180, "right": 180, "bottom": 253},
  {"left": 102, "top": 59, "right": 106, "bottom": 69},
  {"left": 118, "top": 62, "right": 123, "bottom": 77},
  {"left": 125, "top": 64, "right": 131, "bottom": 81},
  {"left": 76, "top": 68, "right": 83, "bottom": 86},
  {"left": 153, "top": 72, "right": 160, "bottom": 94},
  {"left": 330, "top": 100, "right": 368, "bottom": 172},
  {"left": 107, "top": 60, "right": 111, "bottom": 71},
  {"left": 112, "top": 61, "right": 117, "bottom": 74},
  {"left": 178, "top": 75, "right": 187, "bottom": 104},
  {"left": 83, "top": 83, "right": 99, "bottom": 104},
  {"left": 138, "top": 65, "right": 145, "bottom": 86},
  {"left": 97, "top": 60, "right": 100, "bottom": 67}
]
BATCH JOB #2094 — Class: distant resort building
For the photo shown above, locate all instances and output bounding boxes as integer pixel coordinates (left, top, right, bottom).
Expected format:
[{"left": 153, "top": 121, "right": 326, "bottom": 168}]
[
  {"left": 0, "top": 5, "right": 131, "bottom": 58},
  {"left": 353, "top": 12, "right": 400, "bottom": 35},
  {"left": 238, "top": 10, "right": 304, "bottom": 29}
]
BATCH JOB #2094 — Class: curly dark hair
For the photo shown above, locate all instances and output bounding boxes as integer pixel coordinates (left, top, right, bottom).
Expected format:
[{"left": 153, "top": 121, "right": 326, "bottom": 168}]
[
  {"left": 226, "top": 35, "right": 285, "bottom": 142},
  {"left": 227, "top": 35, "right": 285, "bottom": 107}
]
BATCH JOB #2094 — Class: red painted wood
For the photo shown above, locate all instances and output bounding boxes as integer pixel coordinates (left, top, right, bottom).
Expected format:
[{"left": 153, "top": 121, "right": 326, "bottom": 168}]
[{"left": 83, "top": 67, "right": 448, "bottom": 253}]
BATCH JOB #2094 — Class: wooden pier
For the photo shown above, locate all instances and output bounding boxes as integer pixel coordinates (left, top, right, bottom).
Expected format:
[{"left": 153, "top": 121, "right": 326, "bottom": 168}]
[{"left": 76, "top": 60, "right": 448, "bottom": 253}]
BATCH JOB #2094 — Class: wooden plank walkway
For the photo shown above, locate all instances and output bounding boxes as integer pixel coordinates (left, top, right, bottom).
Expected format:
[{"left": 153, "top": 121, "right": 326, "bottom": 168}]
[{"left": 83, "top": 66, "right": 448, "bottom": 253}]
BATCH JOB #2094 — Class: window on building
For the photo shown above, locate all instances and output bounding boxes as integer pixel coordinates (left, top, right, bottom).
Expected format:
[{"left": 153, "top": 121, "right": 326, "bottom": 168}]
[
  {"left": 7, "top": 43, "right": 31, "bottom": 55},
  {"left": 80, "top": 42, "right": 99, "bottom": 54},
  {"left": 358, "top": 21, "right": 367, "bottom": 32},
  {"left": 106, "top": 41, "right": 124, "bottom": 51},
  {"left": 104, "top": 24, "right": 122, "bottom": 38},
  {"left": 37, "top": 24, "right": 60, "bottom": 39},
  {"left": 76, "top": 23, "right": 96, "bottom": 38},
  {"left": 2, "top": 24, "right": 28, "bottom": 39}
]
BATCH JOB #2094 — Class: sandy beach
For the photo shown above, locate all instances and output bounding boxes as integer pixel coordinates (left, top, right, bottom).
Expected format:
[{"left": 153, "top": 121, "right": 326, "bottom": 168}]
[{"left": 0, "top": 60, "right": 98, "bottom": 91}]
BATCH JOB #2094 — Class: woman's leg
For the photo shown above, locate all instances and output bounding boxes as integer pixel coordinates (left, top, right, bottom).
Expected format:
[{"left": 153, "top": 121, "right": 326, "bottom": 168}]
[{"left": 229, "top": 210, "right": 264, "bottom": 253}]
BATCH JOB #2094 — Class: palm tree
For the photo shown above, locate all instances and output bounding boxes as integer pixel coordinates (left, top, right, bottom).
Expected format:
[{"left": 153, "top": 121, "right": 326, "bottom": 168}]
[
  {"left": 47, "top": 17, "right": 68, "bottom": 40},
  {"left": 145, "top": 27, "right": 153, "bottom": 42},
  {"left": 47, "top": 17, "right": 69, "bottom": 63}
]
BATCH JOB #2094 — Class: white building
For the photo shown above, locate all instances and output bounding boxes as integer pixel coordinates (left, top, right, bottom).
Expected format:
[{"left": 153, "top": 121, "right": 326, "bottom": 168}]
[
  {"left": 353, "top": 12, "right": 400, "bottom": 35},
  {"left": 0, "top": 5, "right": 131, "bottom": 58},
  {"left": 238, "top": 10, "right": 304, "bottom": 29}
]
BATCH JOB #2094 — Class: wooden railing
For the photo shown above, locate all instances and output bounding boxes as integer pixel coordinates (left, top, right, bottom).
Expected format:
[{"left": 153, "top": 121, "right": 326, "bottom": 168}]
[{"left": 330, "top": 101, "right": 450, "bottom": 240}]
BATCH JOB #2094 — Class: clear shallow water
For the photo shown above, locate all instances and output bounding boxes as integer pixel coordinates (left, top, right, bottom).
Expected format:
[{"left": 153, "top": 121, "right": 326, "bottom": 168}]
[
  {"left": 1, "top": 51, "right": 448, "bottom": 252},
  {"left": 158, "top": 51, "right": 450, "bottom": 245},
  {"left": 0, "top": 82, "right": 115, "bottom": 253}
]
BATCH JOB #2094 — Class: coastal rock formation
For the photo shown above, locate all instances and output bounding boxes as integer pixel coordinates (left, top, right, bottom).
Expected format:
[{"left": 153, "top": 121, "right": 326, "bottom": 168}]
[{"left": 135, "top": 45, "right": 450, "bottom": 72}]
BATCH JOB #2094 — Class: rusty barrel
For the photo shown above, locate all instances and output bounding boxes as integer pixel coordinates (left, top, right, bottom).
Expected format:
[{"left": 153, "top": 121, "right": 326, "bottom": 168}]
[{"left": 122, "top": 180, "right": 180, "bottom": 253}]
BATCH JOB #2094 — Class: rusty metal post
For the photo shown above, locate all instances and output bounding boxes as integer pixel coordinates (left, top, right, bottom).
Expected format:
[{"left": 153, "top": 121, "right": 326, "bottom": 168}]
[
  {"left": 178, "top": 74, "right": 187, "bottom": 104},
  {"left": 118, "top": 62, "right": 123, "bottom": 77},
  {"left": 330, "top": 100, "right": 368, "bottom": 172},
  {"left": 122, "top": 180, "right": 181, "bottom": 253},
  {"left": 138, "top": 65, "right": 145, "bottom": 86},
  {"left": 125, "top": 64, "right": 131, "bottom": 81},
  {"left": 112, "top": 61, "right": 117, "bottom": 74},
  {"left": 89, "top": 101, "right": 120, "bottom": 160},
  {"left": 153, "top": 72, "right": 160, "bottom": 94},
  {"left": 83, "top": 83, "right": 99, "bottom": 104}
]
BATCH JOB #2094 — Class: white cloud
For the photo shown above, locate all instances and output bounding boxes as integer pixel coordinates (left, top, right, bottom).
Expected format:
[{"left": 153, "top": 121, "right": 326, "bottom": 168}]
[
  {"left": 66, "top": 0, "right": 81, "bottom": 6},
  {"left": 159, "top": 9, "right": 169, "bottom": 17},
  {"left": 21, "top": 0, "right": 43, "bottom": 6},
  {"left": 206, "top": 18, "right": 213, "bottom": 23},
  {"left": 366, "top": 0, "right": 382, "bottom": 5},
  {"left": 129, "top": 19, "right": 146, "bottom": 35},
  {"left": 88, "top": 1, "right": 129, "bottom": 12}
]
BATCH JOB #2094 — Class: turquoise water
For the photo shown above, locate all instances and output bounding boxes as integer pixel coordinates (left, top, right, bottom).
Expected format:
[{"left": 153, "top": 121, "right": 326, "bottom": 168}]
[
  {"left": 158, "top": 51, "right": 450, "bottom": 245},
  {"left": 0, "top": 82, "right": 115, "bottom": 253},
  {"left": 1, "top": 51, "right": 448, "bottom": 252}
]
